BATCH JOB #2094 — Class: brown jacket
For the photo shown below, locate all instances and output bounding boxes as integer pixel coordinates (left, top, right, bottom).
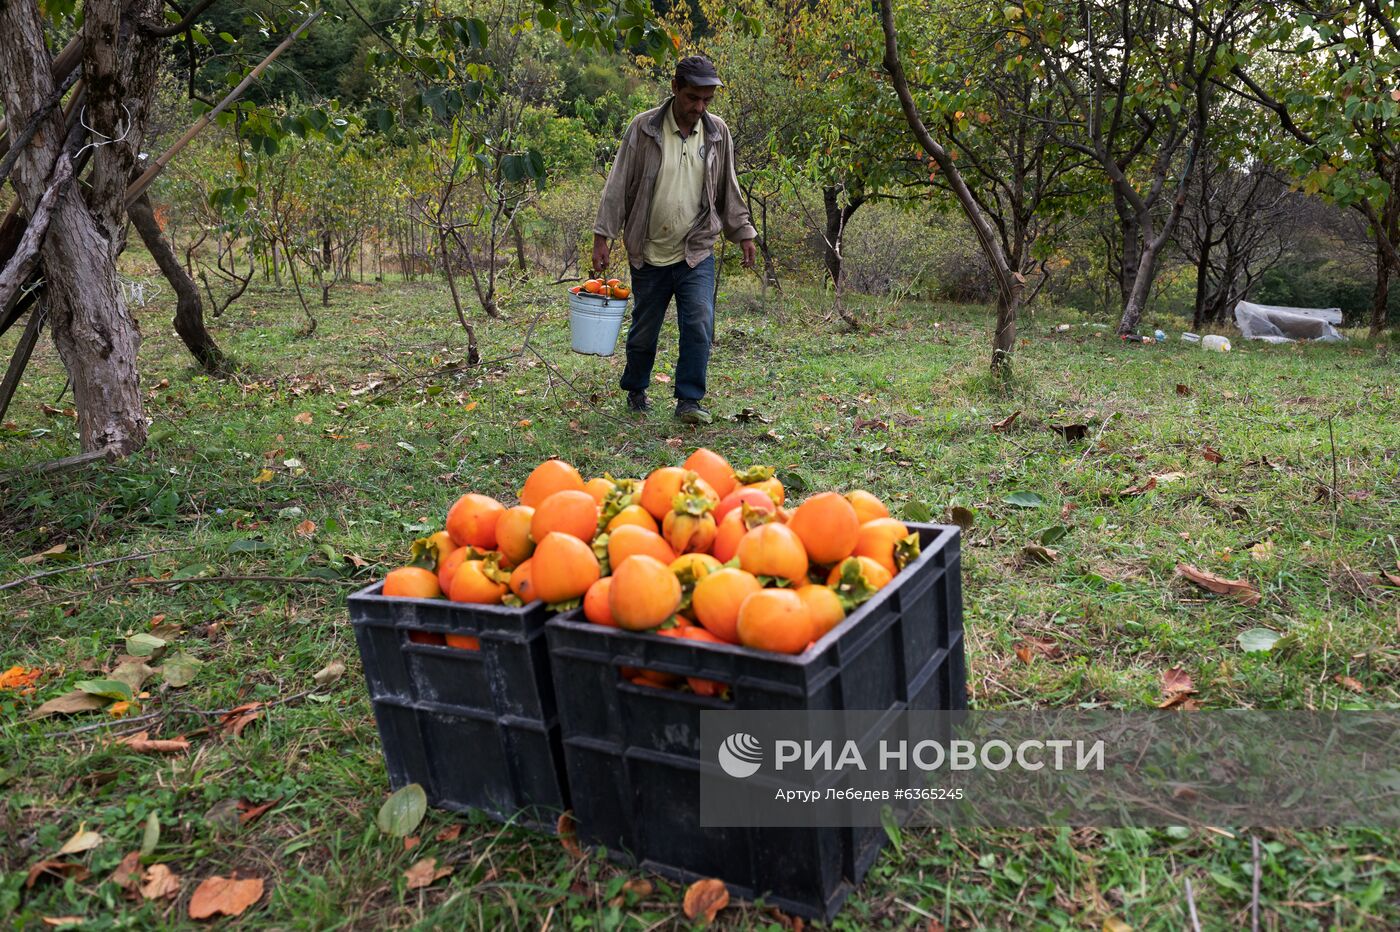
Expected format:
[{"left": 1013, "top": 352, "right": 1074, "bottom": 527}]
[{"left": 594, "top": 99, "right": 758, "bottom": 269}]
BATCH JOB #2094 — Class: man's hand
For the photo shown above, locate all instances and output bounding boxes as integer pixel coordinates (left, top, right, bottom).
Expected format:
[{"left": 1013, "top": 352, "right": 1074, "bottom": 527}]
[
  {"left": 741, "top": 238, "right": 757, "bottom": 269},
  {"left": 591, "top": 235, "right": 611, "bottom": 277}
]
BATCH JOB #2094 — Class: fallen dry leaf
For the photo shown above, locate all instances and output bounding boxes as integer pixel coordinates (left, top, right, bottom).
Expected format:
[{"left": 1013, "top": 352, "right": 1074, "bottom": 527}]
[
  {"left": 1175, "top": 383, "right": 1191, "bottom": 396},
  {"left": 403, "top": 857, "right": 453, "bottom": 890},
  {"left": 403, "top": 836, "right": 420, "bottom": 852},
  {"left": 188, "top": 873, "right": 264, "bottom": 919},
  {"left": 1160, "top": 667, "right": 1194, "bottom": 695},
  {"left": 109, "top": 851, "right": 143, "bottom": 893},
  {"left": 622, "top": 878, "right": 654, "bottom": 899},
  {"left": 347, "top": 553, "right": 370, "bottom": 569},
  {"left": 1202, "top": 445, "right": 1225, "bottom": 464},
  {"left": 41, "top": 916, "right": 85, "bottom": 927},
  {"left": 1102, "top": 917, "right": 1134, "bottom": 932},
  {"left": 1249, "top": 541, "right": 1275, "bottom": 562},
  {"left": 25, "top": 860, "right": 90, "bottom": 889},
  {"left": 57, "top": 826, "right": 103, "bottom": 855},
  {"left": 219, "top": 702, "right": 263, "bottom": 737},
  {"left": 1017, "top": 636, "right": 1061, "bottom": 660},
  {"left": 0, "top": 665, "right": 42, "bottom": 691},
  {"left": 237, "top": 799, "right": 279, "bottom": 826},
  {"left": 312, "top": 661, "right": 345, "bottom": 687},
  {"left": 1334, "top": 674, "right": 1364, "bottom": 693},
  {"left": 116, "top": 732, "right": 191, "bottom": 754},
  {"left": 1050, "top": 423, "right": 1088, "bottom": 441},
  {"left": 435, "top": 825, "right": 463, "bottom": 843},
  {"left": 990, "top": 411, "right": 1021, "bottom": 432},
  {"left": 1158, "top": 667, "right": 1198, "bottom": 708},
  {"left": 683, "top": 877, "right": 730, "bottom": 924},
  {"left": 293, "top": 412, "right": 313, "bottom": 425},
  {"left": 1014, "top": 645, "right": 1034, "bottom": 665},
  {"left": 1175, "top": 563, "right": 1262, "bottom": 606},
  {"left": 1118, "top": 477, "right": 1157, "bottom": 497},
  {"left": 18, "top": 543, "right": 67, "bottom": 566},
  {"left": 294, "top": 519, "right": 317, "bottom": 538},
  {"left": 1021, "top": 543, "right": 1059, "bottom": 564},
  {"left": 31, "top": 690, "right": 107, "bottom": 718},
  {"left": 557, "top": 811, "right": 584, "bottom": 859},
  {"left": 1151, "top": 471, "right": 1186, "bottom": 484},
  {"left": 141, "top": 864, "right": 181, "bottom": 900}
]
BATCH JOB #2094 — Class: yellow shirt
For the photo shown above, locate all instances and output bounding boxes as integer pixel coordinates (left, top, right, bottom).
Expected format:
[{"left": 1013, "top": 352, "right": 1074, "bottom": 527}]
[{"left": 642, "top": 103, "right": 706, "bottom": 266}]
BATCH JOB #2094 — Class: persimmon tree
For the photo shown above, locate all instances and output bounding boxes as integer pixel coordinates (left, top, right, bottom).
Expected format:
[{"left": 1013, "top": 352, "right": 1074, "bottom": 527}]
[
  {"left": 1225, "top": 0, "right": 1400, "bottom": 333},
  {"left": 0, "top": 0, "right": 675, "bottom": 459},
  {"left": 877, "top": 0, "right": 1033, "bottom": 372},
  {"left": 1008, "top": 0, "right": 1256, "bottom": 336}
]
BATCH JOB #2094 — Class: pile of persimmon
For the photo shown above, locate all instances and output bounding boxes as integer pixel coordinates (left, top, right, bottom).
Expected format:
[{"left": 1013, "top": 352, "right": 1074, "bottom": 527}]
[
  {"left": 569, "top": 277, "right": 631, "bottom": 300},
  {"left": 380, "top": 451, "right": 922, "bottom": 674}
]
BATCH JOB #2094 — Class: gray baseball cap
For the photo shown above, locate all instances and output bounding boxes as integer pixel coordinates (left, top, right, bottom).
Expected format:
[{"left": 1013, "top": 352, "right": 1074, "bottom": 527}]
[{"left": 675, "top": 55, "right": 723, "bottom": 87}]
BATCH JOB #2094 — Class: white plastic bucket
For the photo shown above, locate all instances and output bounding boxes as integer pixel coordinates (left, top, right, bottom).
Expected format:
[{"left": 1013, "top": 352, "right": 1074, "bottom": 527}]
[{"left": 569, "top": 290, "right": 629, "bottom": 356}]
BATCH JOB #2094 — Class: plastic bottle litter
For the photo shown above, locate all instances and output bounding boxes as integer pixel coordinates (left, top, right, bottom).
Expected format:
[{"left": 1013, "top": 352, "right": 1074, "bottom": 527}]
[
  {"left": 1154, "top": 329, "right": 1167, "bottom": 342},
  {"left": 1181, "top": 332, "right": 1202, "bottom": 343},
  {"left": 1201, "top": 335, "right": 1232, "bottom": 352}
]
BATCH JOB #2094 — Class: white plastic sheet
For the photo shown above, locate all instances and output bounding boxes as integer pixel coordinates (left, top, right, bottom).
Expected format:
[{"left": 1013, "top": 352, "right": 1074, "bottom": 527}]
[{"left": 1233, "top": 300, "right": 1346, "bottom": 343}]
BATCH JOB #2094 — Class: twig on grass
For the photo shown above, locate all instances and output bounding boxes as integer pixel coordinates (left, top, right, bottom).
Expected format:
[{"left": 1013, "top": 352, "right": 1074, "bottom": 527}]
[
  {"left": 1251, "top": 835, "right": 1261, "bottom": 932},
  {"left": 0, "top": 546, "right": 194, "bottom": 592},
  {"left": 52, "top": 689, "right": 316, "bottom": 739},
  {"left": 1076, "top": 410, "right": 1118, "bottom": 465},
  {"left": 1184, "top": 877, "right": 1203, "bottom": 932},
  {"left": 125, "top": 574, "right": 353, "bottom": 587},
  {"left": 0, "top": 446, "right": 117, "bottom": 484},
  {"left": 38, "top": 574, "right": 358, "bottom": 607}
]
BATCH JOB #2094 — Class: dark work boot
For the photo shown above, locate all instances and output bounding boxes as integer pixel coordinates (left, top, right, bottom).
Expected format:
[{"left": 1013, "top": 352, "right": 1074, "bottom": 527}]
[
  {"left": 627, "top": 390, "right": 650, "bottom": 413},
  {"left": 674, "top": 400, "right": 712, "bottom": 425}
]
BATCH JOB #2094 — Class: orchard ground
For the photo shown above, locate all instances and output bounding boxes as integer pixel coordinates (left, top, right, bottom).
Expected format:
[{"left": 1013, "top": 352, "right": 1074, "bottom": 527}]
[{"left": 2, "top": 263, "right": 1397, "bottom": 930}]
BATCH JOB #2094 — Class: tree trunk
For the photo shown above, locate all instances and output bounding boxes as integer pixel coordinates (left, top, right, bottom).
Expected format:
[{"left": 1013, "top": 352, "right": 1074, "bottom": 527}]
[
  {"left": 0, "top": 0, "right": 162, "bottom": 456},
  {"left": 1192, "top": 224, "right": 1213, "bottom": 330},
  {"left": 321, "top": 229, "right": 332, "bottom": 306},
  {"left": 129, "top": 194, "right": 228, "bottom": 373},
  {"left": 1373, "top": 228, "right": 1392, "bottom": 337},
  {"left": 991, "top": 288, "right": 1019, "bottom": 374},
  {"left": 1118, "top": 237, "right": 1162, "bottom": 335},
  {"left": 821, "top": 186, "right": 863, "bottom": 289},
  {"left": 512, "top": 217, "right": 529, "bottom": 279},
  {"left": 1114, "top": 190, "right": 1140, "bottom": 309}
]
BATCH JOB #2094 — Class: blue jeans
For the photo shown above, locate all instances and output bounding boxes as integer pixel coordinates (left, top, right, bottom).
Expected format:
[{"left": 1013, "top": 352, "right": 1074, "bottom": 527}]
[{"left": 619, "top": 256, "right": 715, "bottom": 402}]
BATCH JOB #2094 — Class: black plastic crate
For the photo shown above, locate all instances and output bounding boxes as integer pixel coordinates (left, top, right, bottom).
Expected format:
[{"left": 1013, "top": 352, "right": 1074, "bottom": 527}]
[
  {"left": 544, "top": 523, "right": 964, "bottom": 919},
  {"left": 348, "top": 581, "right": 569, "bottom": 828}
]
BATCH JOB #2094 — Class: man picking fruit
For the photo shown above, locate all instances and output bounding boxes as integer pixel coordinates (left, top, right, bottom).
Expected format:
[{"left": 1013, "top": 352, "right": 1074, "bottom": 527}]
[{"left": 592, "top": 55, "right": 757, "bottom": 425}]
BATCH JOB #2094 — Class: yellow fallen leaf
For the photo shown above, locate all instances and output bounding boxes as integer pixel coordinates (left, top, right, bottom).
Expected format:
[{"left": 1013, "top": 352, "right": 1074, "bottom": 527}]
[
  {"left": 403, "top": 857, "right": 453, "bottom": 889},
  {"left": 294, "top": 520, "right": 317, "bottom": 538},
  {"left": 251, "top": 469, "right": 276, "bottom": 484},
  {"left": 58, "top": 825, "right": 103, "bottom": 855}
]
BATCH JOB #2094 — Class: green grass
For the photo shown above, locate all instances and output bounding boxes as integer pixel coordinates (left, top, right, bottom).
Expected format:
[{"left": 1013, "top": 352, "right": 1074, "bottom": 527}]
[{"left": 2, "top": 264, "right": 1398, "bottom": 930}]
